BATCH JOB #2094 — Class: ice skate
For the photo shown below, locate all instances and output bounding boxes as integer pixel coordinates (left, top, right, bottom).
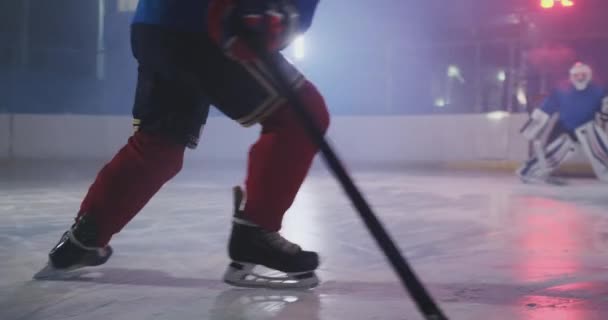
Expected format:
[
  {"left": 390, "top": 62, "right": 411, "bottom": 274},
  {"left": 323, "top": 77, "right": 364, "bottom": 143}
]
[
  {"left": 517, "top": 168, "right": 567, "bottom": 186},
  {"left": 541, "top": 176, "right": 568, "bottom": 186},
  {"left": 519, "top": 174, "right": 568, "bottom": 186},
  {"left": 516, "top": 159, "right": 568, "bottom": 186},
  {"left": 34, "top": 216, "right": 113, "bottom": 279},
  {"left": 223, "top": 187, "right": 320, "bottom": 289}
]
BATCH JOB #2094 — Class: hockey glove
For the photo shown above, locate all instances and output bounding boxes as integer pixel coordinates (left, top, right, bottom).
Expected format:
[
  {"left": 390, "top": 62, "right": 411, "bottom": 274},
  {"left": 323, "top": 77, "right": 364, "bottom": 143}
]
[{"left": 208, "top": 0, "right": 301, "bottom": 61}]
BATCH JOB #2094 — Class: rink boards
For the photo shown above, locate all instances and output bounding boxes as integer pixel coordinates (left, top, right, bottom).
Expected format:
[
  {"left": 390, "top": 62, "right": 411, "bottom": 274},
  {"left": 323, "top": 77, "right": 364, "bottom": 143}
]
[{"left": 0, "top": 113, "right": 593, "bottom": 172}]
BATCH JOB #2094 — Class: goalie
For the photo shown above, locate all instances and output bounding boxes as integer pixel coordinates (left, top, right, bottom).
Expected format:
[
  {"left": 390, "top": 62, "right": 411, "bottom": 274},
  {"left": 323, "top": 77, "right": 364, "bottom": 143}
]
[{"left": 517, "top": 62, "right": 608, "bottom": 184}]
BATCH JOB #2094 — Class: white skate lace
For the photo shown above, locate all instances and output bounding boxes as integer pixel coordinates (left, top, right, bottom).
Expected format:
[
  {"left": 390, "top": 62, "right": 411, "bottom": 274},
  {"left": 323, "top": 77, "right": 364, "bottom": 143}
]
[{"left": 263, "top": 232, "right": 301, "bottom": 255}]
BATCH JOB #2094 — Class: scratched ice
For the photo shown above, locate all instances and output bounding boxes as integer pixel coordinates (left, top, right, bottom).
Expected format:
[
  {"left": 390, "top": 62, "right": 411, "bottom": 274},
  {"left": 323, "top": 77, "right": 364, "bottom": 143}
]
[{"left": 1, "top": 161, "right": 608, "bottom": 320}]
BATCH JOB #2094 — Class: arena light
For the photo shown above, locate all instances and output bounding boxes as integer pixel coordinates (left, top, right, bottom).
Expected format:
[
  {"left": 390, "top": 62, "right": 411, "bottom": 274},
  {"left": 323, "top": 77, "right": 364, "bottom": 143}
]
[
  {"left": 516, "top": 87, "right": 528, "bottom": 106},
  {"left": 434, "top": 98, "right": 447, "bottom": 108},
  {"left": 540, "top": 0, "right": 575, "bottom": 9},
  {"left": 497, "top": 70, "right": 507, "bottom": 82},
  {"left": 561, "top": 0, "right": 574, "bottom": 7},
  {"left": 447, "top": 65, "right": 460, "bottom": 78},
  {"left": 540, "top": 0, "right": 555, "bottom": 9},
  {"left": 486, "top": 111, "right": 510, "bottom": 121},
  {"left": 447, "top": 65, "right": 465, "bottom": 83},
  {"left": 293, "top": 36, "right": 305, "bottom": 60}
]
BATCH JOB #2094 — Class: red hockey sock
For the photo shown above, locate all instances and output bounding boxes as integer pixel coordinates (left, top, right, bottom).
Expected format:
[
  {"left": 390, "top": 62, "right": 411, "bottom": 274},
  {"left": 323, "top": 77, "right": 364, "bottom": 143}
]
[
  {"left": 78, "top": 131, "right": 185, "bottom": 246},
  {"left": 244, "top": 81, "right": 330, "bottom": 231}
]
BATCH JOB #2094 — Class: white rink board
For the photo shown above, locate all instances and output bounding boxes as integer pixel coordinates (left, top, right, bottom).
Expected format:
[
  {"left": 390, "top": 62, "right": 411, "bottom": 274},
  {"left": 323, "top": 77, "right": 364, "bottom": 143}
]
[
  {"left": 11, "top": 114, "right": 132, "bottom": 159},
  {"left": 3, "top": 113, "right": 591, "bottom": 165},
  {"left": 0, "top": 114, "right": 9, "bottom": 159}
]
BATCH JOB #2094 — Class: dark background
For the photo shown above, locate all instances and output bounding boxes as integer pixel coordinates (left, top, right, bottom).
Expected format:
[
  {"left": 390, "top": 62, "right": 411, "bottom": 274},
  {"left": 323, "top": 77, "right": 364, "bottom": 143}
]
[{"left": 1, "top": 0, "right": 607, "bottom": 116}]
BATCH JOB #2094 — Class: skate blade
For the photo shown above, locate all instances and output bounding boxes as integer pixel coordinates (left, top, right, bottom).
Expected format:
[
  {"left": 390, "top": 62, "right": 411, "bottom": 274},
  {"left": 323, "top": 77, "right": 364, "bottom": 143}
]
[
  {"left": 545, "top": 177, "right": 568, "bottom": 186},
  {"left": 223, "top": 262, "right": 319, "bottom": 290},
  {"left": 520, "top": 175, "right": 567, "bottom": 186},
  {"left": 33, "top": 263, "right": 85, "bottom": 280},
  {"left": 33, "top": 264, "right": 63, "bottom": 280}
]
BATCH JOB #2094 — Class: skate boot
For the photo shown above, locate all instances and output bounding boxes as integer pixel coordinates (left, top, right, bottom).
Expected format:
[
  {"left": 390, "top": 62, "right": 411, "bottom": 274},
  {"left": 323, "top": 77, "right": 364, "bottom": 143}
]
[
  {"left": 516, "top": 165, "right": 567, "bottom": 186},
  {"left": 223, "top": 186, "right": 320, "bottom": 289},
  {"left": 34, "top": 215, "right": 113, "bottom": 279},
  {"left": 518, "top": 171, "right": 567, "bottom": 185}
]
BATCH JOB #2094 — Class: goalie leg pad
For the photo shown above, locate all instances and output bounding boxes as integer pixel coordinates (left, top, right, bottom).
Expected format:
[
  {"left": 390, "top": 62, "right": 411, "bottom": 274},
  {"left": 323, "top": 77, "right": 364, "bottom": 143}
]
[
  {"left": 517, "top": 134, "right": 577, "bottom": 183},
  {"left": 521, "top": 109, "right": 551, "bottom": 141},
  {"left": 598, "top": 97, "right": 608, "bottom": 127},
  {"left": 575, "top": 122, "right": 608, "bottom": 182}
]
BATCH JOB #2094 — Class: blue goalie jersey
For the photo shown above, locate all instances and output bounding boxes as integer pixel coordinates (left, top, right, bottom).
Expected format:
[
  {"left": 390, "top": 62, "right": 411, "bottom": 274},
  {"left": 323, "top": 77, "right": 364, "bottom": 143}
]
[{"left": 541, "top": 83, "right": 607, "bottom": 131}]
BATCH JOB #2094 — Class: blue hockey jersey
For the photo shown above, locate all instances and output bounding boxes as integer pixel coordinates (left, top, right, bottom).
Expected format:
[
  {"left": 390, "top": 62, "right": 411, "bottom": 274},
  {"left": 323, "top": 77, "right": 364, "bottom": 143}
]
[
  {"left": 541, "top": 83, "right": 607, "bottom": 131},
  {"left": 132, "top": 0, "right": 319, "bottom": 33}
]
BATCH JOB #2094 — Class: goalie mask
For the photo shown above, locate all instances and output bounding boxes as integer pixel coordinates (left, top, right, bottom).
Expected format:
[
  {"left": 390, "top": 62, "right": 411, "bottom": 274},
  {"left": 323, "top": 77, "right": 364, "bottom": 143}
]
[{"left": 569, "top": 62, "right": 593, "bottom": 91}]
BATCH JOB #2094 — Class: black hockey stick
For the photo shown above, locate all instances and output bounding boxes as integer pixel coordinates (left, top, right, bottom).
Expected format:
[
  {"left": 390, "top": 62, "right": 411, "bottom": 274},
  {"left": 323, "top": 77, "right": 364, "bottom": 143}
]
[{"left": 256, "top": 52, "right": 448, "bottom": 320}]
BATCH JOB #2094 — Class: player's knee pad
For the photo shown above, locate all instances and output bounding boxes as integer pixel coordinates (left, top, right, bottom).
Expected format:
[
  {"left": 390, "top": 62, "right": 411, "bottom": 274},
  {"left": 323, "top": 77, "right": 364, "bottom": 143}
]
[
  {"left": 129, "top": 131, "right": 185, "bottom": 179},
  {"left": 262, "top": 80, "right": 330, "bottom": 136}
]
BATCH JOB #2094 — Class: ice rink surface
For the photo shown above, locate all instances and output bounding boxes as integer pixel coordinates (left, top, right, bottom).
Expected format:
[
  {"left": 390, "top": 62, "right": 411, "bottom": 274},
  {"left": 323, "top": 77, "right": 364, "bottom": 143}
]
[{"left": 1, "top": 161, "right": 608, "bottom": 320}]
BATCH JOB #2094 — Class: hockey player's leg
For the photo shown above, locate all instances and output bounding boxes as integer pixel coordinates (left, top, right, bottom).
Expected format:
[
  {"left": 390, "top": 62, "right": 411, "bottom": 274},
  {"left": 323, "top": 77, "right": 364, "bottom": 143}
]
[
  {"left": 518, "top": 109, "right": 553, "bottom": 183},
  {"left": 199, "top": 43, "right": 329, "bottom": 288},
  {"left": 517, "top": 133, "right": 576, "bottom": 185},
  {"left": 78, "top": 131, "right": 185, "bottom": 242},
  {"left": 35, "top": 25, "right": 210, "bottom": 279},
  {"left": 224, "top": 186, "right": 321, "bottom": 289},
  {"left": 35, "top": 131, "right": 185, "bottom": 279},
  {"left": 575, "top": 121, "right": 608, "bottom": 182},
  {"left": 34, "top": 216, "right": 114, "bottom": 279},
  {"left": 517, "top": 140, "right": 556, "bottom": 184},
  {"left": 596, "top": 97, "right": 608, "bottom": 131},
  {"left": 243, "top": 80, "right": 329, "bottom": 230},
  {"left": 517, "top": 110, "right": 576, "bottom": 185},
  {"left": 224, "top": 81, "right": 329, "bottom": 289}
]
